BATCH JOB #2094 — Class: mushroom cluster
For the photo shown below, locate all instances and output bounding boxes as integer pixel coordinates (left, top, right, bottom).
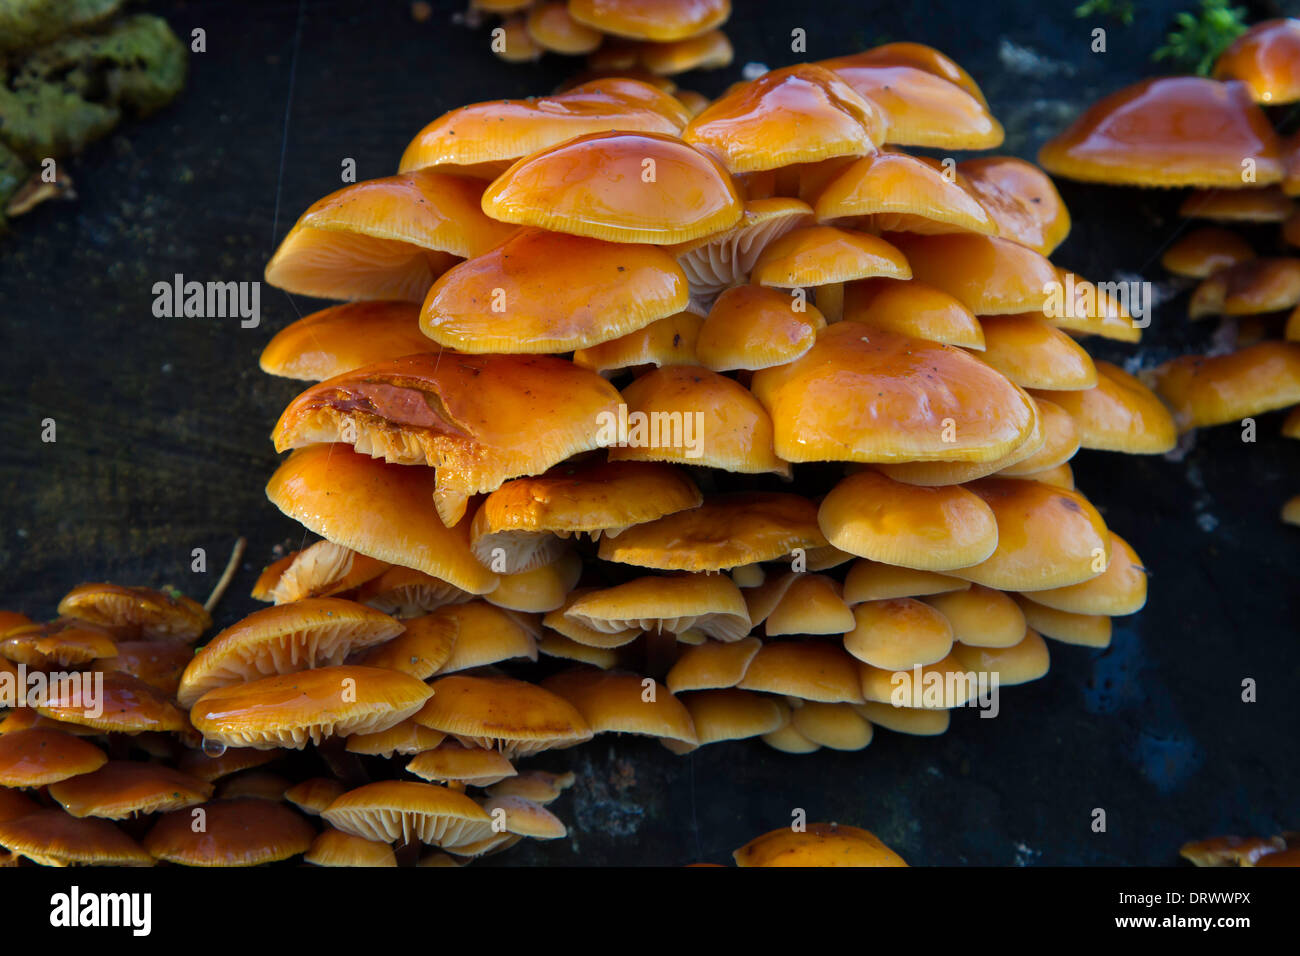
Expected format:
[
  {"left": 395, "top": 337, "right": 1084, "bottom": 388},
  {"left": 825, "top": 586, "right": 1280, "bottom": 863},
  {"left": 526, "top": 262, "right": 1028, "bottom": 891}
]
[
  {"left": 257, "top": 40, "right": 1161, "bottom": 771},
  {"left": 0, "top": 582, "right": 576, "bottom": 866},
  {"left": 468, "top": 0, "right": 732, "bottom": 85},
  {"left": 1040, "top": 16, "right": 1300, "bottom": 528},
  {"left": 1180, "top": 830, "right": 1299, "bottom": 867}
]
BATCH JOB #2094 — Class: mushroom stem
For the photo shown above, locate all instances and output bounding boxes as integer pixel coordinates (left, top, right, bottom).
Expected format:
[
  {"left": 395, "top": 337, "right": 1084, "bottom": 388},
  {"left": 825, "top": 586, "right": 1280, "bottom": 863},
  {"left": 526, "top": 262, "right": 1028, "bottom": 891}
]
[
  {"left": 204, "top": 537, "right": 247, "bottom": 613},
  {"left": 817, "top": 282, "right": 845, "bottom": 322}
]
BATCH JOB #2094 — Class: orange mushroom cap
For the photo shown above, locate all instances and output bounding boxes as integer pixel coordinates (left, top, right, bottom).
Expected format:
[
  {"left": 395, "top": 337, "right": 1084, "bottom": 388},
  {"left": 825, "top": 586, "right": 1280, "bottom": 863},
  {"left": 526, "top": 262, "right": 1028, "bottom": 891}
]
[
  {"left": 815, "top": 152, "right": 995, "bottom": 237},
  {"left": 0, "top": 729, "right": 107, "bottom": 788},
  {"left": 59, "top": 583, "right": 210, "bottom": 643},
  {"left": 1, "top": 808, "right": 153, "bottom": 866},
  {"left": 413, "top": 674, "right": 593, "bottom": 757},
  {"left": 145, "top": 798, "right": 314, "bottom": 866},
  {"left": 37, "top": 672, "right": 187, "bottom": 734},
  {"left": 1160, "top": 227, "right": 1256, "bottom": 279},
  {"left": 1213, "top": 18, "right": 1300, "bottom": 104},
  {"left": 568, "top": 0, "right": 730, "bottom": 42},
  {"left": 259, "top": 301, "right": 432, "bottom": 382},
  {"left": 978, "top": 314, "right": 1098, "bottom": 391},
  {"left": 527, "top": 2, "right": 603, "bottom": 54},
  {"left": 48, "top": 761, "right": 213, "bottom": 819},
  {"left": 751, "top": 225, "right": 910, "bottom": 288},
  {"left": 640, "top": 29, "right": 734, "bottom": 76},
  {"left": 696, "top": 284, "right": 824, "bottom": 371},
  {"left": 843, "top": 277, "right": 984, "bottom": 350},
  {"left": 734, "top": 822, "right": 907, "bottom": 867},
  {"left": 1039, "top": 361, "right": 1176, "bottom": 453},
  {"left": 887, "top": 232, "right": 1057, "bottom": 315},
  {"left": 1153, "top": 341, "right": 1300, "bottom": 430},
  {"left": 322, "top": 780, "right": 495, "bottom": 848},
  {"left": 542, "top": 668, "right": 698, "bottom": 746},
  {"left": 957, "top": 156, "right": 1071, "bottom": 255},
  {"left": 572, "top": 311, "right": 703, "bottom": 373}
]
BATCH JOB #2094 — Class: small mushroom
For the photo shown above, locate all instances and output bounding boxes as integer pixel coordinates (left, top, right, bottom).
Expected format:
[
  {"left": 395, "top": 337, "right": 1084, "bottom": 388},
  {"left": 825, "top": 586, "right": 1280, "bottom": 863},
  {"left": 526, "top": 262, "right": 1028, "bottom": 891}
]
[
  {"left": 573, "top": 312, "right": 704, "bottom": 372},
  {"left": 841, "top": 560, "right": 969, "bottom": 604},
  {"left": 567, "top": 0, "right": 731, "bottom": 43},
  {"left": 815, "top": 151, "right": 995, "bottom": 237},
  {"left": 0, "top": 729, "right": 107, "bottom": 788},
  {"left": 736, "top": 641, "right": 865, "bottom": 704},
  {"left": 412, "top": 674, "right": 593, "bottom": 757},
  {"left": 526, "top": 2, "right": 603, "bottom": 54},
  {"left": 734, "top": 822, "right": 907, "bottom": 867},
  {"left": 284, "top": 777, "right": 347, "bottom": 816},
  {"left": 664, "top": 636, "right": 761, "bottom": 692},
  {"left": 259, "top": 301, "right": 432, "bottom": 382},
  {"left": 564, "top": 574, "right": 750, "bottom": 642},
  {"left": 47, "top": 761, "right": 212, "bottom": 819},
  {"left": 345, "top": 719, "right": 446, "bottom": 758},
  {"left": 305, "top": 827, "right": 398, "bottom": 867},
  {"left": 950, "top": 628, "right": 1050, "bottom": 685},
  {"left": 640, "top": 29, "right": 733, "bottom": 75},
  {"left": 407, "top": 741, "right": 518, "bottom": 788},
  {"left": 1161, "top": 227, "right": 1256, "bottom": 278},
  {"left": 540, "top": 669, "right": 698, "bottom": 748},
  {"left": 1212, "top": 18, "right": 1300, "bottom": 104},
  {"left": 59, "top": 583, "right": 210, "bottom": 643},
  {"left": 145, "top": 798, "right": 314, "bottom": 866},
  {"left": 923, "top": 584, "right": 1027, "bottom": 649}
]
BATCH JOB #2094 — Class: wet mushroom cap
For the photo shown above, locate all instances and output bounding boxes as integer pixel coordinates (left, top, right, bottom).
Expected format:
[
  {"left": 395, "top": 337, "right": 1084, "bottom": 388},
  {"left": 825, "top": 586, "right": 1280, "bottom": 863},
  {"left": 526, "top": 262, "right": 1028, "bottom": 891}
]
[
  {"left": 322, "top": 780, "right": 496, "bottom": 848},
  {"left": 567, "top": 0, "right": 731, "bottom": 42},
  {"left": 413, "top": 674, "right": 593, "bottom": 757},
  {"left": 481, "top": 131, "right": 743, "bottom": 244},
  {"left": 1153, "top": 342, "right": 1300, "bottom": 430},
  {"left": 998, "top": 397, "right": 1079, "bottom": 476},
  {"left": 1, "top": 619, "right": 119, "bottom": 668},
  {"left": 850, "top": 41, "right": 988, "bottom": 106},
  {"left": 258, "top": 301, "right": 432, "bottom": 382},
  {"left": 48, "top": 761, "right": 213, "bottom": 819},
  {"left": 1022, "top": 531, "right": 1147, "bottom": 616},
  {"left": 1213, "top": 18, "right": 1300, "bottom": 104},
  {"left": 814, "top": 152, "right": 995, "bottom": 237},
  {"left": 977, "top": 314, "right": 1098, "bottom": 391},
  {"left": 887, "top": 232, "right": 1056, "bottom": 315},
  {"left": 100, "top": 641, "right": 195, "bottom": 698},
  {"left": 1161, "top": 227, "right": 1256, "bottom": 278},
  {"left": 0, "top": 729, "right": 107, "bottom": 788},
  {"left": 541, "top": 669, "right": 698, "bottom": 746},
  {"left": 0, "top": 808, "right": 153, "bottom": 866},
  {"left": 923, "top": 584, "right": 1027, "bottom": 649},
  {"left": 842, "top": 277, "right": 984, "bottom": 350},
  {"left": 177, "top": 598, "right": 403, "bottom": 707},
  {"left": 957, "top": 156, "right": 1070, "bottom": 255},
  {"left": 696, "top": 284, "right": 825, "bottom": 372},
  {"left": 305, "top": 827, "right": 398, "bottom": 867},
  {"left": 750, "top": 225, "right": 911, "bottom": 288},
  {"left": 1042, "top": 361, "right": 1177, "bottom": 452},
  {"left": 572, "top": 311, "right": 704, "bottom": 372},
  {"left": 58, "top": 583, "right": 211, "bottom": 643},
  {"left": 432, "top": 601, "right": 539, "bottom": 673},
  {"left": 1189, "top": 258, "right": 1300, "bottom": 318},
  {"left": 734, "top": 822, "right": 907, "bottom": 867},
  {"left": 356, "top": 611, "right": 459, "bottom": 679},
  {"left": 256, "top": 541, "right": 393, "bottom": 606},
  {"left": 177, "top": 747, "right": 279, "bottom": 783},
  {"left": 145, "top": 798, "right": 314, "bottom": 866},
  {"left": 1037, "top": 76, "right": 1282, "bottom": 188},
  {"left": 37, "top": 672, "right": 188, "bottom": 734},
  {"left": 189, "top": 665, "right": 434, "bottom": 750}
]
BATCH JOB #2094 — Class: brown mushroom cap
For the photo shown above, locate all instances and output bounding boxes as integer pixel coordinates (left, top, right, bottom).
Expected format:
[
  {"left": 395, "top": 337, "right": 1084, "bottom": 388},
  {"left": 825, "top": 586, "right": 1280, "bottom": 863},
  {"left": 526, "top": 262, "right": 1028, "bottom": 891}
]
[
  {"left": 1190, "top": 257, "right": 1300, "bottom": 319},
  {"left": 734, "top": 822, "right": 907, "bottom": 867},
  {"left": 1038, "top": 76, "right": 1282, "bottom": 187},
  {"left": 145, "top": 798, "right": 314, "bottom": 866},
  {"left": 1021, "top": 531, "right": 1147, "bottom": 616},
  {"left": 844, "top": 598, "right": 954, "bottom": 670},
  {"left": 305, "top": 827, "right": 398, "bottom": 867},
  {"left": 951, "top": 628, "right": 1051, "bottom": 685},
  {"left": 0, "top": 808, "right": 153, "bottom": 866},
  {"left": 815, "top": 152, "right": 995, "bottom": 237},
  {"left": 568, "top": 0, "right": 730, "bottom": 42},
  {"left": 37, "top": 672, "right": 187, "bottom": 734},
  {"left": 752, "top": 324, "right": 1036, "bottom": 464},
  {"left": 59, "top": 583, "right": 210, "bottom": 643},
  {"left": 413, "top": 674, "right": 593, "bottom": 757},
  {"left": 599, "top": 491, "right": 826, "bottom": 571},
  {"left": 1160, "top": 227, "right": 1256, "bottom": 279},
  {"left": 482, "top": 131, "right": 742, "bottom": 244},
  {"left": 422, "top": 228, "right": 688, "bottom": 353},
  {"left": 737, "top": 641, "right": 865, "bottom": 703},
  {"left": 924, "top": 584, "right": 1027, "bottom": 649},
  {"left": 842, "top": 277, "right": 984, "bottom": 350},
  {"left": 0, "top": 729, "right": 107, "bottom": 788},
  {"left": 100, "top": 641, "right": 195, "bottom": 698},
  {"left": 818, "top": 470, "right": 999, "bottom": 571},
  {"left": 541, "top": 669, "right": 698, "bottom": 746},
  {"left": 978, "top": 315, "right": 1098, "bottom": 391},
  {"left": 1180, "top": 186, "right": 1293, "bottom": 224},
  {"left": 407, "top": 740, "right": 518, "bottom": 787},
  {"left": 177, "top": 747, "right": 279, "bottom": 783},
  {"left": 48, "top": 761, "right": 213, "bottom": 819},
  {"left": 190, "top": 665, "right": 433, "bottom": 750},
  {"left": 683, "top": 64, "right": 882, "bottom": 175},
  {"left": 199, "top": 770, "right": 290, "bottom": 802},
  {"left": 842, "top": 560, "right": 969, "bottom": 604},
  {"left": 1042, "top": 361, "right": 1177, "bottom": 452},
  {"left": 177, "top": 598, "right": 403, "bottom": 707},
  {"left": 1213, "top": 18, "right": 1300, "bottom": 104},
  {"left": 1153, "top": 342, "right": 1300, "bottom": 430},
  {"left": 259, "top": 301, "right": 433, "bottom": 382},
  {"left": 1, "top": 619, "right": 118, "bottom": 668},
  {"left": 272, "top": 353, "right": 621, "bottom": 527},
  {"left": 954, "top": 479, "right": 1110, "bottom": 592}
]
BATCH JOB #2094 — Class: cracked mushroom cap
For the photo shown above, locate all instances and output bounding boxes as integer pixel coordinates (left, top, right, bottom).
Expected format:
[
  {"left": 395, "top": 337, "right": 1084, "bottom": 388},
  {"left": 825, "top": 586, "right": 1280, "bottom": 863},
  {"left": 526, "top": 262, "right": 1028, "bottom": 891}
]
[
  {"left": 564, "top": 574, "right": 750, "bottom": 642},
  {"left": 272, "top": 353, "right": 621, "bottom": 527},
  {"left": 737, "top": 641, "right": 865, "bottom": 703},
  {"left": 1, "top": 619, "right": 118, "bottom": 668},
  {"left": 540, "top": 669, "right": 698, "bottom": 746},
  {"left": 814, "top": 152, "right": 995, "bottom": 237},
  {"left": 568, "top": 0, "right": 730, "bottom": 42},
  {"left": 177, "top": 598, "right": 403, "bottom": 707},
  {"left": 0, "top": 729, "right": 107, "bottom": 788},
  {"left": 413, "top": 675, "right": 593, "bottom": 757},
  {"left": 481, "top": 131, "right": 742, "bottom": 244},
  {"left": 751, "top": 225, "right": 910, "bottom": 289},
  {"left": 668, "top": 197, "right": 814, "bottom": 302},
  {"left": 1161, "top": 227, "right": 1256, "bottom": 278},
  {"left": 820, "top": 56, "right": 1003, "bottom": 150},
  {"left": 753, "top": 324, "right": 1036, "bottom": 464},
  {"left": 978, "top": 314, "right": 1098, "bottom": 391},
  {"left": 471, "top": 461, "right": 702, "bottom": 574},
  {"left": 254, "top": 541, "right": 391, "bottom": 606},
  {"left": 887, "top": 232, "right": 1056, "bottom": 315},
  {"left": 1213, "top": 18, "right": 1300, "bottom": 104},
  {"left": 818, "top": 470, "right": 999, "bottom": 571},
  {"left": 265, "top": 171, "right": 514, "bottom": 301},
  {"left": 422, "top": 228, "right": 688, "bottom": 353},
  {"left": 842, "top": 560, "right": 969, "bottom": 604},
  {"left": 854, "top": 701, "right": 950, "bottom": 736},
  {"left": 734, "top": 822, "right": 907, "bottom": 867},
  {"left": 573, "top": 311, "right": 703, "bottom": 372},
  {"left": 399, "top": 78, "right": 687, "bottom": 175},
  {"left": 951, "top": 627, "right": 1050, "bottom": 685},
  {"left": 609, "top": 365, "right": 789, "bottom": 475},
  {"left": 266, "top": 445, "right": 499, "bottom": 592},
  {"left": 189, "top": 665, "right": 433, "bottom": 750},
  {"left": 59, "top": 583, "right": 210, "bottom": 643},
  {"left": 145, "top": 798, "right": 314, "bottom": 866},
  {"left": 305, "top": 827, "right": 398, "bottom": 867},
  {"left": 1017, "top": 600, "right": 1112, "bottom": 649},
  {"left": 346, "top": 718, "right": 446, "bottom": 758},
  {"left": 843, "top": 277, "right": 984, "bottom": 350},
  {"left": 48, "top": 761, "right": 213, "bottom": 819},
  {"left": 431, "top": 601, "right": 538, "bottom": 674},
  {"left": 1189, "top": 258, "right": 1300, "bottom": 318},
  {"left": 1154, "top": 342, "right": 1300, "bottom": 430},
  {"left": 1038, "top": 76, "right": 1282, "bottom": 188},
  {"left": 0, "top": 809, "right": 153, "bottom": 866},
  {"left": 37, "top": 672, "right": 187, "bottom": 735},
  {"left": 356, "top": 611, "right": 459, "bottom": 679},
  {"left": 480, "top": 794, "right": 567, "bottom": 839},
  {"left": 957, "top": 156, "right": 1070, "bottom": 255},
  {"left": 407, "top": 740, "right": 518, "bottom": 787},
  {"left": 284, "top": 778, "right": 347, "bottom": 816},
  {"left": 954, "top": 479, "right": 1110, "bottom": 592},
  {"left": 676, "top": 688, "right": 785, "bottom": 749},
  {"left": 923, "top": 584, "right": 1027, "bottom": 649},
  {"left": 1040, "top": 361, "right": 1177, "bottom": 452},
  {"left": 1022, "top": 531, "right": 1147, "bottom": 617},
  {"left": 844, "top": 598, "right": 954, "bottom": 670},
  {"left": 259, "top": 301, "right": 432, "bottom": 382},
  {"left": 665, "top": 635, "right": 760, "bottom": 692},
  {"left": 696, "top": 284, "right": 825, "bottom": 371},
  {"left": 682, "top": 64, "right": 882, "bottom": 175}
]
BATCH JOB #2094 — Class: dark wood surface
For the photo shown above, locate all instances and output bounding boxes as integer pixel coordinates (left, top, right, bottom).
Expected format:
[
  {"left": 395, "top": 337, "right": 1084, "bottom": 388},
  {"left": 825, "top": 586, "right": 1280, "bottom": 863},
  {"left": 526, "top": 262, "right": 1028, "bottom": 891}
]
[{"left": 0, "top": 0, "right": 1297, "bottom": 865}]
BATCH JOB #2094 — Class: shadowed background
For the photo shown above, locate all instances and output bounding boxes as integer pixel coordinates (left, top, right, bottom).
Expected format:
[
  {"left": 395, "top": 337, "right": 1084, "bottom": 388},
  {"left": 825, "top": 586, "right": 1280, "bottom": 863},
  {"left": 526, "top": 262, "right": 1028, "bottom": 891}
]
[{"left": 1, "top": 0, "right": 1297, "bottom": 865}]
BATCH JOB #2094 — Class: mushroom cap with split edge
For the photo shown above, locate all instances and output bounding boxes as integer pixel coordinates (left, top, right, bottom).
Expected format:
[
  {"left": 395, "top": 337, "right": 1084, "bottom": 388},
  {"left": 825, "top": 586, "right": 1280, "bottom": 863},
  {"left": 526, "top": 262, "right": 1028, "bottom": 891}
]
[
  {"left": 481, "top": 131, "right": 743, "bottom": 244},
  {"left": 413, "top": 674, "right": 593, "bottom": 757},
  {"left": 540, "top": 669, "right": 698, "bottom": 747},
  {"left": 189, "top": 665, "right": 433, "bottom": 750},
  {"left": 48, "top": 761, "right": 213, "bottom": 819},
  {"left": 421, "top": 228, "right": 689, "bottom": 353},
  {"left": 58, "top": 583, "right": 210, "bottom": 643},
  {"left": 272, "top": 353, "right": 622, "bottom": 526},
  {"left": 734, "top": 822, "right": 907, "bottom": 867},
  {"left": 259, "top": 302, "right": 433, "bottom": 382},
  {"left": 752, "top": 324, "right": 1037, "bottom": 464},
  {"left": 0, "top": 809, "right": 153, "bottom": 866},
  {"left": 265, "top": 444, "right": 498, "bottom": 593},
  {"left": 177, "top": 598, "right": 404, "bottom": 707},
  {"left": 564, "top": 574, "right": 750, "bottom": 642},
  {"left": 144, "top": 798, "right": 314, "bottom": 866}
]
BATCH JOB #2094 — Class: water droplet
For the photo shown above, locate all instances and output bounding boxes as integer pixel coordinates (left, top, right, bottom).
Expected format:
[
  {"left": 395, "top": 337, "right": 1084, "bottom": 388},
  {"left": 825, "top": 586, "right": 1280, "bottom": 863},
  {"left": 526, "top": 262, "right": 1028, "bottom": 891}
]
[{"left": 201, "top": 738, "right": 226, "bottom": 758}]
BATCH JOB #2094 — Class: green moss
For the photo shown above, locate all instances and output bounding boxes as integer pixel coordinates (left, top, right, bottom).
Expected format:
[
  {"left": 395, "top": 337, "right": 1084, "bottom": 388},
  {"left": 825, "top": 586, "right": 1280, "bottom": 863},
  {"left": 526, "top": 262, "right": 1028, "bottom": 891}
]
[
  {"left": 0, "top": 0, "right": 122, "bottom": 54},
  {"left": 1153, "top": 0, "right": 1248, "bottom": 76}
]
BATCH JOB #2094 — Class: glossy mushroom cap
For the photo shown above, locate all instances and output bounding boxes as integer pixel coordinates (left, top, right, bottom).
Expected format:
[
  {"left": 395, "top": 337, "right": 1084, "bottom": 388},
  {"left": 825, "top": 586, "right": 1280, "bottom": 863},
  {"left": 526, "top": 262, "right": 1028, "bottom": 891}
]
[
  {"left": 37, "top": 672, "right": 187, "bottom": 734},
  {"left": 413, "top": 674, "right": 593, "bottom": 757},
  {"left": 734, "top": 822, "right": 907, "bottom": 867},
  {"left": 842, "top": 560, "right": 969, "bottom": 604},
  {"left": 274, "top": 353, "right": 621, "bottom": 526},
  {"left": 850, "top": 41, "right": 988, "bottom": 106},
  {"left": 640, "top": 30, "right": 734, "bottom": 76},
  {"left": 189, "top": 665, "right": 433, "bottom": 750},
  {"left": 957, "top": 156, "right": 1070, "bottom": 255},
  {"left": 256, "top": 541, "right": 391, "bottom": 606},
  {"left": 573, "top": 311, "right": 703, "bottom": 372},
  {"left": 951, "top": 627, "right": 1051, "bottom": 684},
  {"left": 422, "top": 228, "right": 688, "bottom": 352},
  {"left": 978, "top": 314, "right": 1098, "bottom": 391},
  {"left": 683, "top": 64, "right": 882, "bottom": 174},
  {"left": 887, "top": 232, "right": 1056, "bottom": 314},
  {"left": 696, "top": 284, "right": 824, "bottom": 371},
  {"left": 48, "top": 761, "right": 213, "bottom": 819},
  {"left": 815, "top": 152, "right": 995, "bottom": 237},
  {"left": 1189, "top": 258, "right": 1300, "bottom": 318},
  {"left": 284, "top": 777, "right": 347, "bottom": 816},
  {"left": 482, "top": 131, "right": 742, "bottom": 244},
  {"left": 752, "top": 324, "right": 1036, "bottom": 464},
  {"left": 59, "top": 583, "right": 210, "bottom": 643},
  {"left": 1180, "top": 186, "right": 1293, "bottom": 223},
  {"left": 1160, "top": 227, "right": 1256, "bottom": 279},
  {"left": 1153, "top": 342, "right": 1300, "bottom": 430},
  {"left": 843, "top": 277, "right": 984, "bottom": 349},
  {"left": 1213, "top": 19, "right": 1300, "bottom": 104},
  {"left": 751, "top": 225, "right": 910, "bottom": 289},
  {"left": 598, "top": 491, "right": 826, "bottom": 571},
  {"left": 177, "top": 598, "right": 403, "bottom": 707},
  {"left": 265, "top": 444, "right": 498, "bottom": 592},
  {"left": 431, "top": 601, "right": 538, "bottom": 673},
  {"left": 259, "top": 302, "right": 431, "bottom": 382},
  {"left": 1023, "top": 531, "right": 1147, "bottom": 616},
  {"left": 1038, "top": 77, "right": 1282, "bottom": 187},
  {"left": 1041, "top": 361, "right": 1177, "bottom": 453},
  {"left": 1, "top": 619, "right": 118, "bottom": 668},
  {"left": 346, "top": 718, "right": 446, "bottom": 758},
  {"left": 526, "top": 2, "right": 603, "bottom": 54},
  {"left": 100, "top": 641, "right": 195, "bottom": 697},
  {"left": 0, "top": 809, "right": 153, "bottom": 866},
  {"left": 0, "top": 729, "right": 107, "bottom": 788},
  {"left": 568, "top": 0, "right": 731, "bottom": 42},
  {"left": 145, "top": 798, "right": 314, "bottom": 865}
]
